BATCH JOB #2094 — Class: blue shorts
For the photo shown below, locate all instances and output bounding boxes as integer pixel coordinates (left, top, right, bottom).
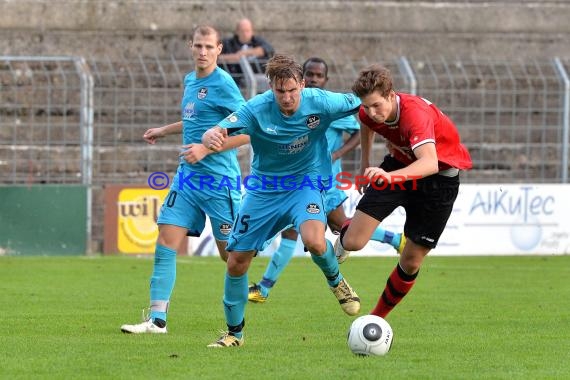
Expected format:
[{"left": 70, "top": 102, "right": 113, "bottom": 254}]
[
  {"left": 226, "top": 189, "right": 327, "bottom": 252},
  {"left": 324, "top": 185, "right": 348, "bottom": 214},
  {"left": 157, "top": 166, "right": 241, "bottom": 241}
]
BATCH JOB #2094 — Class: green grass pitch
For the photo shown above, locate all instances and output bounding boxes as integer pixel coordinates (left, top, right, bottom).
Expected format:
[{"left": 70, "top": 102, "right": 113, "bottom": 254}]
[{"left": 1, "top": 255, "right": 569, "bottom": 379}]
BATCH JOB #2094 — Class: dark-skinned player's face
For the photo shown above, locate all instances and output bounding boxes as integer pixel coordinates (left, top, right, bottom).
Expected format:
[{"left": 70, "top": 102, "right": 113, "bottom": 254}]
[{"left": 303, "top": 62, "right": 328, "bottom": 89}]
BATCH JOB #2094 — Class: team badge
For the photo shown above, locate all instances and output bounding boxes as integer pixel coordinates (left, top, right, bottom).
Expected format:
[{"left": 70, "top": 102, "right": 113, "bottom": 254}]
[
  {"left": 197, "top": 87, "right": 208, "bottom": 100},
  {"left": 306, "top": 115, "right": 320, "bottom": 129},
  {"left": 219, "top": 223, "right": 232, "bottom": 235},
  {"left": 306, "top": 203, "right": 321, "bottom": 214}
]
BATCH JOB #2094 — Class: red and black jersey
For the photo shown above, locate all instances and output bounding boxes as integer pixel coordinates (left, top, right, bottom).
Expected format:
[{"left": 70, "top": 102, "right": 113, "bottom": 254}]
[{"left": 358, "top": 93, "right": 472, "bottom": 171}]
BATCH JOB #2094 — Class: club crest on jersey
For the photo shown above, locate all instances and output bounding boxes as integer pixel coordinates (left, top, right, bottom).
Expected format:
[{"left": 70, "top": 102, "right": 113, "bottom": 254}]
[
  {"left": 306, "top": 203, "right": 321, "bottom": 214},
  {"left": 197, "top": 87, "right": 208, "bottom": 100},
  {"left": 219, "top": 223, "right": 232, "bottom": 235},
  {"left": 306, "top": 115, "right": 320, "bottom": 129}
]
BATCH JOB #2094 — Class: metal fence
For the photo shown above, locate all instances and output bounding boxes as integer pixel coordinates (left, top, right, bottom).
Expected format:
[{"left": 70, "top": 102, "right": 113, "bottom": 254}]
[{"left": 1, "top": 54, "right": 570, "bottom": 251}]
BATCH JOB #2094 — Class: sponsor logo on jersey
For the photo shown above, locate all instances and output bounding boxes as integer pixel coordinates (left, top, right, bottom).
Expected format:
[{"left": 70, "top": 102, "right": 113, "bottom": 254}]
[
  {"left": 306, "top": 203, "right": 321, "bottom": 214},
  {"left": 197, "top": 87, "right": 208, "bottom": 100},
  {"left": 278, "top": 135, "right": 309, "bottom": 154},
  {"left": 306, "top": 114, "right": 320, "bottom": 129},
  {"left": 219, "top": 223, "right": 232, "bottom": 235},
  {"left": 227, "top": 113, "right": 238, "bottom": 123},
  {"left": 183, "top": 102, "right": 195, "bottom": 119}
]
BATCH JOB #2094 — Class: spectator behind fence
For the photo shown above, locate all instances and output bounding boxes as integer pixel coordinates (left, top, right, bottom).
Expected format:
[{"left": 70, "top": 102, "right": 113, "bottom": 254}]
[{"left": 219, "top": 18, "right": 275, "bottom": 85}]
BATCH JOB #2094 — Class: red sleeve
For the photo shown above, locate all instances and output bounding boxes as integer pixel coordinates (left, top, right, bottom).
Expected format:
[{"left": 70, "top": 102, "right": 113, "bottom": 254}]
[
  {"left": 399, "top": 105, "right": 435, "bottom": 150},
  {"left": 358, "top": 106, "right": 374, "bottom": 127}
]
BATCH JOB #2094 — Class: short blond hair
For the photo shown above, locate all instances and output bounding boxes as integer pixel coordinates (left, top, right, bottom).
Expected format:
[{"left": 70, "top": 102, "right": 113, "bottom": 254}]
[{"left": 191, "top": 25, "right": 222, "bottom": 45}]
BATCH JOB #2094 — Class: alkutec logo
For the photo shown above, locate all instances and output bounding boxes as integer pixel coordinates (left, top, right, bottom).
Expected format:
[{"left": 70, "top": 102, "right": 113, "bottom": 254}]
[{"left": 147, "top": 172, "right": 421, "bottom": 191}]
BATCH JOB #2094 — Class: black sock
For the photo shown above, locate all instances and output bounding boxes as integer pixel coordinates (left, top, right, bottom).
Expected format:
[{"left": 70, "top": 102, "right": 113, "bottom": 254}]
[
  {"left": 152, "top": 318, "right": 166, "bottom": 328},
  {"left": 228, "top": 319, "right": 245, "bottom": 336}
]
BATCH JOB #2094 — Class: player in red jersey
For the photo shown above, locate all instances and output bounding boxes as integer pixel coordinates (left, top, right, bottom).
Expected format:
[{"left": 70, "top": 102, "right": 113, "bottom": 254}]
[{"left": 335, "top": 64, "right": 472, "bottom": 318}]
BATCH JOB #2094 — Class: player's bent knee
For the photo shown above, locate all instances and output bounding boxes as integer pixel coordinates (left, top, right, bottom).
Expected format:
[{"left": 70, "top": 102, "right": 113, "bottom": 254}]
[
  {"left": 341, "top": 234, "right": 367, "bottom": 252},
  {"left": 281, "top": 228, "right": 299, "bottom": 241},
  {"left": 227, "top": 251, "right": 254, "bottom": 276},
  {"left": 304, "top": 240, "right": 327, "bottom": 255},
  {"left": 227, "top": 261, "right": 248, "bottom": 276}
]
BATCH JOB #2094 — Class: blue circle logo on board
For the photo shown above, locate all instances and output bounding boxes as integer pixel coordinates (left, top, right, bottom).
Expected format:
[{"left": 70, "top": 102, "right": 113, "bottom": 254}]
[{"left": 510, "top": 215, "right": 542, "bottom": 251}]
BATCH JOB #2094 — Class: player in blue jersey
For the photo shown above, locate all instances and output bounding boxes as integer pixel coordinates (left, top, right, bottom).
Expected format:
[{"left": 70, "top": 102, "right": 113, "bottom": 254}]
[
  {"left": 202, "top": 54, "right": 362, "bottom": 348},
  {"left": 120, "top": 25, "right": 250, "bottom": 334},
  {"left": 247, "top": 57, "right": 407, "bottom": 303}
]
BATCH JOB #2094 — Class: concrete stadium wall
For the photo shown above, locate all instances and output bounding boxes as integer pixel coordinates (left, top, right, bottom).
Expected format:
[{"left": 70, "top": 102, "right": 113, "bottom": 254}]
[{"left": 1, "top": 0, "right": 569, "bottom": 60}]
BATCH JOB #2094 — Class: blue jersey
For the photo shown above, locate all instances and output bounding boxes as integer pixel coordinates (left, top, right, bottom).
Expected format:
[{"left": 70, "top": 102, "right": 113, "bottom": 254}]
[
  {"left": 326, "top": 115, "right": 360, "bottom": 177},
  {"left": 180, "top": 67, "right": 245, "bottom": 182},
  {"left": 218, "top": 88, "right": 360, "bottom": 191}
]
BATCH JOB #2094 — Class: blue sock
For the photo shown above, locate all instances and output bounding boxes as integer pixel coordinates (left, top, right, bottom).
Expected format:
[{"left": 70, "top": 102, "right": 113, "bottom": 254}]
[
  {"left": 259, "top": 238, "right": 297, "bottom": 296},
  {"left": 149, "top": 244, "right": 177, "bottom": 322},
  {"left": 371, "top": 227, "right": 401, "bottom": 250},
  {"left": 310, "top": 240, "right": 343, "bottom": 287},
  {"left": 223, "top": 272, "right": 248, "bottom": 339}
]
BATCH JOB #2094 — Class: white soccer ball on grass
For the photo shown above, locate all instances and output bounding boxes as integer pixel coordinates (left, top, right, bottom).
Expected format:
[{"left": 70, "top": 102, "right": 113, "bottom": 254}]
[{"left": 347, "top": 315, "right": 393, "bottom": 356}]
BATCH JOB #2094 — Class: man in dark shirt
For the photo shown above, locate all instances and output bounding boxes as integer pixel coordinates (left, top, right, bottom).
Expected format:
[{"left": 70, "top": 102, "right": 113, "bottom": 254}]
[{"left": 219, "top": 18, "right": 275, "bottom": 85}]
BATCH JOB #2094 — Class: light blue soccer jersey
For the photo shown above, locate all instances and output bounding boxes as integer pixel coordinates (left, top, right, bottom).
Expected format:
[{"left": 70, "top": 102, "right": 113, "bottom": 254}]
[
  {"left": 218, "top": 88, "right": 360, "bottom": 191},
  {"left": 180, "top": 67, "right": 245, "bottom": 182},
  {"left": 326, "top": 115, "right": 360, "bottom": 177}
]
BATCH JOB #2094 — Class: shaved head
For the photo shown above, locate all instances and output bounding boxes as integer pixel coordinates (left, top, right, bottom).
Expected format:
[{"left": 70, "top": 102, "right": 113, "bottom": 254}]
[{"left": 236, "top": 18, "right": 254, "bottom": 44}]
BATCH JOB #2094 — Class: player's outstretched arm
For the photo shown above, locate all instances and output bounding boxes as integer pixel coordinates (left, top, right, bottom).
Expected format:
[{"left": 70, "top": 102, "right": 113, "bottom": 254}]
[
  {"left": 390, "top": 142, "right": 439, "bottom": 180},
  {"left": 222, "top": 134, "right": 250, "bottom": 150},
  {"left": 202, "top": 126, "right": 228, "bottom": 152},
  {"left": 332, "top": 130, "right": 361, "bottom": 162},
  {"left": 180, "top": 135, "right": 250, "bottom": 164},
  {"left": 363, "top": 142, "right": 439, "bottom": 187},
  {"left": 143, "top": 121, "right": 183, "bottom": 144}
]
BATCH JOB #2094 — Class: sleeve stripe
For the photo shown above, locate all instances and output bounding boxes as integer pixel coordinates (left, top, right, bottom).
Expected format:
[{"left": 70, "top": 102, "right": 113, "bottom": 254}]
[{"left": 411, "top": 139, "right": 435, "bottom": 151}]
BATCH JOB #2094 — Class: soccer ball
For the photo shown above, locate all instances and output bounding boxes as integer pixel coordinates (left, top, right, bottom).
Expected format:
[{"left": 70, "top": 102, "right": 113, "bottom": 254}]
[{"left": 347, "top": 315, "right": 393, "bottom": 356}]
